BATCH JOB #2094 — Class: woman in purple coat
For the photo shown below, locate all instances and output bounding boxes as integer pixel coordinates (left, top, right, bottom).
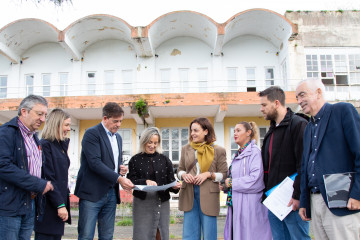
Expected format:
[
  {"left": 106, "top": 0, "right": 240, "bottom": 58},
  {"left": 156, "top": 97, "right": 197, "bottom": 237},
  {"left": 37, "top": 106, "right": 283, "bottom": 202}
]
[{"left": 221, "top": 121, "right": 272, "bottom": 240}]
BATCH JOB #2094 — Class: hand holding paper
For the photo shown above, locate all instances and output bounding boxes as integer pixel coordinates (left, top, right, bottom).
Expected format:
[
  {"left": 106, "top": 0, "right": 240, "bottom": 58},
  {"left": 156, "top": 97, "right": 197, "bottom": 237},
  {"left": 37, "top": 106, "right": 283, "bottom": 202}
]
[
  {"left": 287, "top": 198, "right": 300, "bottom": 211},
  {"left": 263, "top": 176, "right": 294, "bottom": 221},
  {"left": 134, "top": 180, "right": 177, "bottom": 192}
]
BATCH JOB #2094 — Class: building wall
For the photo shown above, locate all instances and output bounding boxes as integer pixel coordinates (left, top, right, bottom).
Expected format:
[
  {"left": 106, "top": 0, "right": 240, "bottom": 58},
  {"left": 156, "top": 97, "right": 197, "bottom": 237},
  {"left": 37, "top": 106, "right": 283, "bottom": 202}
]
[
  {"left": 222, "top": 35, "right": 282, "bottom": 91},
  {"left": 286, "top": 11, "right": 360, "bottom": 47},
  {"left": 155, "top": 37, "right": 212, "bottom": 93},
  {"left": 0, "top": 35, "right": 293, "bottom": 96},
  {"left": 17, "top": 42, "right": 72, "bottom": 98},
  {"left": 156, "top": 117, "right": 199, "bottom": 128},
  {"left": 78, "top": 118, "right": 138, "bottom": 162},
  {"left": 1, "top": 10, "right": 359, "bottom": 192},
  {"left": 0, "top": 54, "right": 10, "bottom": 74},
  {"left": 286, "top": 11, "right": 360, "bottom": 89},
  {"left": 82, "top": 39, "right": 137, "bottom": 95},
  {"left": 224, "top": 117, "right": 269, "bottom": 163}
]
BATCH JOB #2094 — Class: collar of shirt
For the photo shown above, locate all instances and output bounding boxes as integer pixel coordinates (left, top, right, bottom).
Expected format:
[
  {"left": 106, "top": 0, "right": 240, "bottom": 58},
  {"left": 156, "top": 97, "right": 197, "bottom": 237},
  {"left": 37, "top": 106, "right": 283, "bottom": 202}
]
[
  {"left": 17, "top": 118, "right": 35, "bottom": 137},
  {"left": 311, "top": 103, "right": 329, "bottom": 123},
  {"left": 101, "top": 122, "right": 116, "bottom": 137}
]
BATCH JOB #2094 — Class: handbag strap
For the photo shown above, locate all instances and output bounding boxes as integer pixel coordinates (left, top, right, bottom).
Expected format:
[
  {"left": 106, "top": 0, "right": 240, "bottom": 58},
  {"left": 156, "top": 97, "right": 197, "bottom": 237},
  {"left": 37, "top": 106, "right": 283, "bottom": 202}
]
[{"left": 186, "top": 150, "right": 198, "bottom": 174}]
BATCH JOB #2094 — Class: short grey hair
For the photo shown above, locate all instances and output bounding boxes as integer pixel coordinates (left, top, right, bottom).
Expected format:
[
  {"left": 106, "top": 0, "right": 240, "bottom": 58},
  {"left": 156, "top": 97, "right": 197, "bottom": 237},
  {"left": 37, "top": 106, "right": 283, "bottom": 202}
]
[
  {"left": 297, "top": 78, "right": 326, "bottom": 95},
  {"left": 138, "top": 127, "right": 162, "bottom": 154},
  {"left": 18, "top": 94, "right": 48, "bottom": 116}
]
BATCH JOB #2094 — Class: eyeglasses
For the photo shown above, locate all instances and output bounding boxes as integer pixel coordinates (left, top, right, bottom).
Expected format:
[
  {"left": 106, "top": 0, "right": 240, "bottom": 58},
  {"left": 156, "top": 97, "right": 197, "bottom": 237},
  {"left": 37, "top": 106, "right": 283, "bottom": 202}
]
[{"left": 30, "top": 109, "right": 47, "bottom": 118}]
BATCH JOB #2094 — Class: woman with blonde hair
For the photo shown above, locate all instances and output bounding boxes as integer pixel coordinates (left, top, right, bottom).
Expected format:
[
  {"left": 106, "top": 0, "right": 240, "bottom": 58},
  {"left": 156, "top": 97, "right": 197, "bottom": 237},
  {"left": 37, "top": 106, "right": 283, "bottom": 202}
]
[
  {"left": 178, "top": 117, "right": 228, "bottom": 240},
  {"left": 221, "top": 121, "right": 271, "bottom": 240},
  {"left": 127, "top": 127, "right": 181, "bottom": 240},
  {"left": 34, "top": 108, "right": 72, "bottom": 240}
]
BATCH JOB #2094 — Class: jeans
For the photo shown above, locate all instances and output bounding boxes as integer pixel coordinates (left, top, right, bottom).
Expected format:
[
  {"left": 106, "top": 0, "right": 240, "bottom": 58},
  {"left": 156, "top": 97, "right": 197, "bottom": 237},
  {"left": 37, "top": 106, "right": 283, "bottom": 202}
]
[
  {"left": 78, "top": 188, "right": 117, "bottom": 240},
  {"left": 268, "top": 210, "right": 311, "bottom": 240},
  {"left": 0, "top": 199, "right": 35, "bottom": 240},
  {"left": 183, "top": 185, "right": 217, "bottom": 240}
]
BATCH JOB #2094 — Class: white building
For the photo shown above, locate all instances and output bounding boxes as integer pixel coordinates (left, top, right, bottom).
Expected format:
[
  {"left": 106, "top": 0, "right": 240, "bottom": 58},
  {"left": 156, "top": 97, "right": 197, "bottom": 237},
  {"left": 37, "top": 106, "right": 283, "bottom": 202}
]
[{"left": 0, "top": 9, "right": 359, "bottom": 190}]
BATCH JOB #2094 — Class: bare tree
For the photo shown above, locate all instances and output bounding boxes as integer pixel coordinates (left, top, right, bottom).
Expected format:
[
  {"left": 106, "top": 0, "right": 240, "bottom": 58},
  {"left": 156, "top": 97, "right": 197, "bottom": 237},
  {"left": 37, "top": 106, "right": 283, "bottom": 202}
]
[{"left": 24, "top": 0, "right": 72, "bottom": 6}]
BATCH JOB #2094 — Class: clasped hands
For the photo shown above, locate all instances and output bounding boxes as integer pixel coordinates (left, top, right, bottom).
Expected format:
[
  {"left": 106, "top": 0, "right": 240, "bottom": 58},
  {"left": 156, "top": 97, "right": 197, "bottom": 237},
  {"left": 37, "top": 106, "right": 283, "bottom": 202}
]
[
  {"left": 182, "top": 172, "right": 211, "bottom": 185},
  {"left": 219, "top": 178, "right": 231, "bottom": 191}
]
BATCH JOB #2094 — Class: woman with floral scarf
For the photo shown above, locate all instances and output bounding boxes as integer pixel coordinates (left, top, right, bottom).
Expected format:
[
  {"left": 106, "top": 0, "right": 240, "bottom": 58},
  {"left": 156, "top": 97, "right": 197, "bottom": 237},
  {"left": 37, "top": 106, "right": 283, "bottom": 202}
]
[{"left": 221, "top": 121, "right": 271, "bottom": 240}]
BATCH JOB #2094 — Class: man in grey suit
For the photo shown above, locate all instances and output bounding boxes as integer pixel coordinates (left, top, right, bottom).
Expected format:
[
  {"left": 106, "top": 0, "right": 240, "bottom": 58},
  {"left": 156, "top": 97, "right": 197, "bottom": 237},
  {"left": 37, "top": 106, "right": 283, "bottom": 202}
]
[{"left": 75, "top": 102, "right": 134, "bottom": 240}]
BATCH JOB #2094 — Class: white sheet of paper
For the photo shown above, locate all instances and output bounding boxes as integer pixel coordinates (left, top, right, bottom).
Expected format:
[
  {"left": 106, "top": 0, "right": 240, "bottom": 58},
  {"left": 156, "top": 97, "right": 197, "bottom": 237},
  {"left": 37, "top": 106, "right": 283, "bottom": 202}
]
[
  {"left": 263, "top": 176, "right": 294, "bottom": 221},
  {"left": 134, "top": 180, "right": 177, "bottom": 192}
]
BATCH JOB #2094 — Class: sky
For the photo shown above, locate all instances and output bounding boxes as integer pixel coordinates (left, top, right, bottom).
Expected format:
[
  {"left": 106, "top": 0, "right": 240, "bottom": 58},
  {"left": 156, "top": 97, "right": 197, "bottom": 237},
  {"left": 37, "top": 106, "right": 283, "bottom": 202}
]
[{"left": 0, "top": 0, "right": 359, "bottom": 29}]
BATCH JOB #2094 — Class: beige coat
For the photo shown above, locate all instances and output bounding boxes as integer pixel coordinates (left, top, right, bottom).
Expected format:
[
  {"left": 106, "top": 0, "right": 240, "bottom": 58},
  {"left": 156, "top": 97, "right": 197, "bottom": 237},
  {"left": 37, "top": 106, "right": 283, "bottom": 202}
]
[{"left": 178, "top": 144, "right": 228, "bottom": 216}]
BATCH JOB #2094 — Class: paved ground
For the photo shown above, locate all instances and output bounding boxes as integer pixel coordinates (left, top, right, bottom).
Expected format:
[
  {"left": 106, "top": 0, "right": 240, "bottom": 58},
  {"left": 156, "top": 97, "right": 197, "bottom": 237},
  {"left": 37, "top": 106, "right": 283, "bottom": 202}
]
[
  {"left": 33, "top": 207, "right": 313, "bottom": 239},
  {"left": 60, "top": 215, "right": 226, "bottom": 240},
  {"left": 36, "top": 207, "right": 225, "bottom": 240}
]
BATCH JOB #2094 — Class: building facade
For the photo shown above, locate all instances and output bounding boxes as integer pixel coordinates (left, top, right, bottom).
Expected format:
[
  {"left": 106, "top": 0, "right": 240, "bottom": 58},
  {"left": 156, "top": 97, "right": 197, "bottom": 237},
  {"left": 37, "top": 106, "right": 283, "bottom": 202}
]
[{"left": 0, "top": 9, "right": 359, "bottom": 191}]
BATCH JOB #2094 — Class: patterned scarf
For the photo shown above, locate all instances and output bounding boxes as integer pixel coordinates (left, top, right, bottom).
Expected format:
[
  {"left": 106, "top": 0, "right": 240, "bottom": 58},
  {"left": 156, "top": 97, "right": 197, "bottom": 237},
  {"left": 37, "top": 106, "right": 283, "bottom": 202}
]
[
  {"left": 189, "top": 141, "right": 215, "bottom": 173},
  {"left": 226, "top": 141, "right": 251, "bottom": 207}
]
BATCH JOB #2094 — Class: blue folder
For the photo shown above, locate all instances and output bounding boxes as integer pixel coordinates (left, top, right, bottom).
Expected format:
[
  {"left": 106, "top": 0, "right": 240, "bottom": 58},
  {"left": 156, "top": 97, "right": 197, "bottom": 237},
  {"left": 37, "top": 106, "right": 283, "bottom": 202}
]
[{"left": 265, "top": 173, "right": 298, "bottom": 197}]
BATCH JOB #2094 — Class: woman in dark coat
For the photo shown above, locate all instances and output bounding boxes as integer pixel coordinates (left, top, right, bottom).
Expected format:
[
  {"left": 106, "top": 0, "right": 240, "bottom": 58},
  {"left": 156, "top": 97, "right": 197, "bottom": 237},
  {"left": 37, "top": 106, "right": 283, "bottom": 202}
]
[
  {"left": 34, "top": 108, "right": 72, "bottom": 240},
  {"left": 127, "top": 127, "right": 181, "bottom": 240}
]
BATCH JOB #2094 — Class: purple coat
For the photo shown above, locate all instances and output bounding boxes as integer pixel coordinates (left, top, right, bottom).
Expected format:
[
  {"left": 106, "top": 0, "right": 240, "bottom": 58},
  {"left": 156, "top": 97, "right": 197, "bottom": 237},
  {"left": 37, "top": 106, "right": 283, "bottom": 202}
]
[{"left": 224, "top": 140, "right": 272, "bottom": 240}]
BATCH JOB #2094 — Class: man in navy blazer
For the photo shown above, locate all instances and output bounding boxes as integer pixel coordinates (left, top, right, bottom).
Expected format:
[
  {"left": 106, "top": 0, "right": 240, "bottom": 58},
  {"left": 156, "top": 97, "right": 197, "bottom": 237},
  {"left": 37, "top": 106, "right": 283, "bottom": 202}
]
[
  {"left": 296, "top": 79, "right": 360, "bottom": 239},
  {"left": 0, "top": 95, "right": 54, "bottom": 240},
  {"left": 75, "top": 102, "right": 134, "bottom": 240}
]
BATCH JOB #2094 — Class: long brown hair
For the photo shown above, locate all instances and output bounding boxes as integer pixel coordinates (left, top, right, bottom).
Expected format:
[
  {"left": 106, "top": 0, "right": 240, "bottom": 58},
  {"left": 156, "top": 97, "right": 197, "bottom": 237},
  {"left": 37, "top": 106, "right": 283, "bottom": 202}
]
[{"left": 189, "top": 117, "right": 216, "bottom": 144}]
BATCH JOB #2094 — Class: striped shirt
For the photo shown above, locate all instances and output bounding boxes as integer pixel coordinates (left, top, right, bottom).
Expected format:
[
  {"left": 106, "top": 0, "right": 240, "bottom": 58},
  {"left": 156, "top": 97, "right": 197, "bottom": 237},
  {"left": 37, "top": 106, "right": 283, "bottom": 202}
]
[{"left": 18, "top": 118, "right": 42, "bottom": 178}]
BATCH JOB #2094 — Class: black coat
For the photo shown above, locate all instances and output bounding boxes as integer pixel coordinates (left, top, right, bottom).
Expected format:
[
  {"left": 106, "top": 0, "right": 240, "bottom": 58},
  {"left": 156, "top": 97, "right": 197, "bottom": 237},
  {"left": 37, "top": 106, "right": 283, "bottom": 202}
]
[
  {"left": 127, "top": 152, "right": 179, "bottom": 202},
  {"left": 34, "top": 138, "right": 71, "bottom": 236},
  {"left": 261, "top": 108, "right": 308, "bottom": 200}
]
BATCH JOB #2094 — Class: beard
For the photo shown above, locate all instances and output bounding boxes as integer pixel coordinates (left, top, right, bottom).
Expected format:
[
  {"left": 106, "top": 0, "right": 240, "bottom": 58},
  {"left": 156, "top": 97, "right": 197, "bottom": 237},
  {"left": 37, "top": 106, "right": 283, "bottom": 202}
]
[{"left": 265, "top": 109, "right": 278, "bottom": 121}]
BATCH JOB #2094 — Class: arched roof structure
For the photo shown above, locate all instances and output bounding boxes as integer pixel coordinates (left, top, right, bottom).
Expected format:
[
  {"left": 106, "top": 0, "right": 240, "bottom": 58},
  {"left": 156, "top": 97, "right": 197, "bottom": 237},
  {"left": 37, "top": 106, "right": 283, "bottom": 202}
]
[
  {"left": 0, "top": 9, "right": 297, "bottom": 61},
  {"left": 223, "top": 9, "right": 297, "bottom": 49},
  {"left": 147, "top": 11, "right": 219, "bottom": 51},
  {"left": 0, "top": 19, "right": 59, "bottom": 63}
]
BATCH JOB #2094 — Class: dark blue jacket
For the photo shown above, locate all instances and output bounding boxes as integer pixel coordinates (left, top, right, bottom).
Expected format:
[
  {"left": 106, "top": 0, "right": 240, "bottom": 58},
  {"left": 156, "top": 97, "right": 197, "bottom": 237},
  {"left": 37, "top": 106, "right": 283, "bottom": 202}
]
[
  {"left": 75, "top": 123, "right": 122, "bottom": 203},
  {"left": 35, "top": 138, "right": 71, "bottom": 235},
  {"left": 0, "top": 117, "right": 47, "bottom": 217},
  {"left": 300, "top": 103, "right": 360, "bottom": 217}
]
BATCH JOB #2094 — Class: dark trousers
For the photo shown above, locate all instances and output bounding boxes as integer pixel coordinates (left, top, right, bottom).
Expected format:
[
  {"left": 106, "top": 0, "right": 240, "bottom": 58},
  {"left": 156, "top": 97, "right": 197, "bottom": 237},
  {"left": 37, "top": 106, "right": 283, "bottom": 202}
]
[{"left": 35, "top": 232, "right": 62, "bottom": 240}]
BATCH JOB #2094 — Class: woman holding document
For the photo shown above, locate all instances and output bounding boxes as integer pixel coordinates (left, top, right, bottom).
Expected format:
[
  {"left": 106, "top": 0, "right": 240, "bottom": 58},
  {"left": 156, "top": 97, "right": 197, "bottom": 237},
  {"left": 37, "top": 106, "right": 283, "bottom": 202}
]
[
  {"left": 127, "top": 127, "right": 181, "bottom": 240},
  {"left": 221, "top": 121, "right": 271, "bottom": 240}
]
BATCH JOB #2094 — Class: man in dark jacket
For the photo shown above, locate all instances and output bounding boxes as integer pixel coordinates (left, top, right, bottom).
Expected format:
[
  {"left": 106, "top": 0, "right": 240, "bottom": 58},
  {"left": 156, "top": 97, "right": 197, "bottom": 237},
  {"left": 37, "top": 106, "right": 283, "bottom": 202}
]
[
  {"left": 297, "top": 79, "right": 360, "bottom": 239},
  {"left": 0, "top": 94, "right": 54, "bottom": 240},
  {"left": 75, "top": 102, "right": 134, "bottom": 240},
  {"left": 259, "top": 87, "right": 310, "bottom": 240}
]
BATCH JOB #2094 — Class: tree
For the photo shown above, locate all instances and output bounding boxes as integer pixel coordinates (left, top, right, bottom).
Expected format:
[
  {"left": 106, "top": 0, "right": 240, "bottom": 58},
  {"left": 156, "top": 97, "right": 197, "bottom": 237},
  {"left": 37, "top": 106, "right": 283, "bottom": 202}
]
[{"left": 25, "top": 0, "right": 72, "bottom": 6}]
